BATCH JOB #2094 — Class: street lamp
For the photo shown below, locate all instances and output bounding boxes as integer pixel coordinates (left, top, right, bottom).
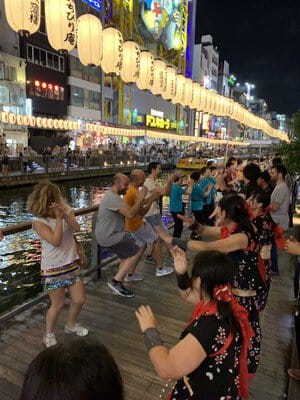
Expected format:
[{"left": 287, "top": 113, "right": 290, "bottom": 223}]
[{"left": 245, "top": 82, "right": 255, "bottom": 101}]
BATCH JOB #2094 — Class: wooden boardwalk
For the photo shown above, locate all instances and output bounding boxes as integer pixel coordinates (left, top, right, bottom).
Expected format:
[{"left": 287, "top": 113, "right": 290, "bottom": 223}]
[{"left": 0, "top": 244, "right": 298, "bottom": 399}]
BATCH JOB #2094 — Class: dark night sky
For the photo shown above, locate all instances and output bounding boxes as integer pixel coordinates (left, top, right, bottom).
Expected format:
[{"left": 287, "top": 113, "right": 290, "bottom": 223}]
[{"left": 195, "top": 0, "right": 300, "bottom": 116}]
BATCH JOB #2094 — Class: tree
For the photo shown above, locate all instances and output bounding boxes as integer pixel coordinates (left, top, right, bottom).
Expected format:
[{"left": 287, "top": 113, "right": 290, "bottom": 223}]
[{"left": 277, "top": 110, "right": 300, "bottom": 173}]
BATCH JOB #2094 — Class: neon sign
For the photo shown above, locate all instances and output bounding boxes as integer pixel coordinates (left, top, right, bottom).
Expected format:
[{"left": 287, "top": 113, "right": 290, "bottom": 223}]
[{"left": 83, "top": 0, "right": 102, "bottom": 12}]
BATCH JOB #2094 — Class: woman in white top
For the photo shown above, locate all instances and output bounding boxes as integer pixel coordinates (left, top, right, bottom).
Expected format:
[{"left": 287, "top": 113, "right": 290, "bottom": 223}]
[{"left": 27, "top": 181, "right": 88, "bottom": 348}]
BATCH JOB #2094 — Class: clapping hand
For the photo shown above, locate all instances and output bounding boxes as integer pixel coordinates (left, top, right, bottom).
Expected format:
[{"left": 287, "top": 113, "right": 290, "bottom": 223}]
[
  {"left": 49, "top": 202, "right": 64, "bottom": 219},
  {"left": 137, "top": 186, "right": 147, "bottom": 200},
  {"left": 135, "top": 305, "right": 158, "bottom": 332},
  {"left": 284, "top": 238, "right": 300, "bottom": 256},
  {"left": 177, "top": 214, "right": 194, "bottom": 227},
  {"left": 170, "top": 245, "right": 188, "bottom": 275}
]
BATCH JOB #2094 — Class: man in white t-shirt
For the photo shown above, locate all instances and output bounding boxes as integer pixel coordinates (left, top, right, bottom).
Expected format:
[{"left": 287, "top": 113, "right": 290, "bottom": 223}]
[
  {"left": 144, "top": 162, "right": 175, "bottom": 270},
  {"left": 270, "top": 164, "right": 290, "bottom": 275}
]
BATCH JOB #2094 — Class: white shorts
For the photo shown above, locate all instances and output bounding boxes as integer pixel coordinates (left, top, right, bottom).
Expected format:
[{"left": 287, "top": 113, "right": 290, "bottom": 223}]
[{"left": 131, "top": 222, "right": 158, "bottom": 247}]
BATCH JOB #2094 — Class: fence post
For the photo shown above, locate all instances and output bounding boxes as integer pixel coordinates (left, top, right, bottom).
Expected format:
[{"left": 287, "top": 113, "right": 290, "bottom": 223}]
[{"left": 91, "top": 212, "right": 102, "bottom": 280}]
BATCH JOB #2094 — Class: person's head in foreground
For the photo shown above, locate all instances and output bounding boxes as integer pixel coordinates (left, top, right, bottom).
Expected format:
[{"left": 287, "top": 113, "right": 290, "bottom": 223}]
[{"left": 20, "top": 338, "right": 124, "bottom": 400}]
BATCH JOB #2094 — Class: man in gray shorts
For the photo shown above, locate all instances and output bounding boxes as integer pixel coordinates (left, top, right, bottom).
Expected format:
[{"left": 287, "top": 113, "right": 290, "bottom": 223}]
[
  {"left": 95, "top": 173, "right": 147, "bottom": 297},
  {"left": 124, "top": 170, "right": 173, "bottom": 278},
  {"left": 143, "top": 162, "right": 176, "bottom": 265}
]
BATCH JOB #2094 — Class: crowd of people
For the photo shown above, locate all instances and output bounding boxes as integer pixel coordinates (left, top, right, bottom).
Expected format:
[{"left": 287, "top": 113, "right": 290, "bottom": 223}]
[{"left": 0, "top": 153, "right": 299, "bottom": 399}]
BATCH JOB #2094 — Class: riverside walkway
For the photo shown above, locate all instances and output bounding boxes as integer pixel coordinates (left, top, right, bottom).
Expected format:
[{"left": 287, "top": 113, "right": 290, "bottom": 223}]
[{"left": 0, "top": 228, "right": 299, "bottom": 400}]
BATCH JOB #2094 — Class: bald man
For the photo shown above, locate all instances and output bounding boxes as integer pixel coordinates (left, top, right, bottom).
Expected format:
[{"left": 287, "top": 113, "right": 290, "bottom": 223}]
[
  {"left": 124, "top": 170, "right": 173, "bottom": 279},
  {"left": 95, "top": 173, "right": 147, "bottom": 298}
]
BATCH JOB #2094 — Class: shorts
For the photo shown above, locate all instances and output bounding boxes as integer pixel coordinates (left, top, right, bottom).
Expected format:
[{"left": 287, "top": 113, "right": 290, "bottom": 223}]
[
  {"left": 130, "top": 222, "right": 158, "bottom": 247},
  {"left": 41, "top": 260, "right": 82, "bottom": 291},
  {"left": 145, "top": 214, "right": 169, "bottom": 234},
  {"left": 104, "top": 232, "right": 140, "bottom": 259}
]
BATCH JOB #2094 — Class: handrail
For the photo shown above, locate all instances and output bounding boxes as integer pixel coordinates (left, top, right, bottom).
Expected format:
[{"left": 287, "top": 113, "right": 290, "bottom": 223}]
[{"left": 1, "top": 205, "right": 100, "bottom": 236}]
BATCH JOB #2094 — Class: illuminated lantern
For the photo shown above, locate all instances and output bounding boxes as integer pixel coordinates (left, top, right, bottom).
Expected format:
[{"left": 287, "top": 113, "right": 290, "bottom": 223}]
[
  {"left": 172, "top": 74, "right": 185, "bottom": 105},
  {"left": 151, "top": 59, "right": 167, "bottom": 96},
  {"left": 197, "top": 87, "right": 207, "bottom": 111},
  {"left": 101, "top": 27, "right": 123, "bottom": 74},
  {"left": 162, "top": 66, "right": 176, "bottom": 101},
  {"left": 120, "top": 41, "right": 141, "bottom": 83},
  {"left": 4, "top": 0, "right": 41, "bottom": 36},
  {"left": 136, "top": 51, "right": 154, "bottom": 90},
  {"left": 45, "top": 0, "right": 77, "bottom": 53},
  {"left": 183, "top": 78, "right": 193, "bottom": 107},
  {"left": 77, "top": 14, "right": 102, "bottom": 67},
  {"left": 190, "top": 82, "right": 201, "bottom": 109}
]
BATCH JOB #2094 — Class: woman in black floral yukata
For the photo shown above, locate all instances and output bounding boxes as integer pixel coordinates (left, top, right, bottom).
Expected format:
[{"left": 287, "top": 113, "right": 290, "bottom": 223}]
[
  {"left": 157, "top": 194, "right": 265, "bottom": 378},
  {"left": 136, "top": 251, "right": 253, "bottom": 400}
]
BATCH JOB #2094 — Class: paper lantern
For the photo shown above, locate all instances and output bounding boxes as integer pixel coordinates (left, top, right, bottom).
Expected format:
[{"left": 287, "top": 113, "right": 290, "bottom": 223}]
[
  {"left": 183, "top": 78, "right": 193, "bottom": 107},
  {"left": 101, "top": 27, "right": 123, "bottom": 74},
  {"left": 197, "top": 86, "right": 207, "bottom": 111},
  {"left": 77, "top": 14, "right": 102, "bottom": 67},
  {"left": 161, "top": 66, "right": 176, "bottom": 100},
  {"left": 45, "top": 0, "right": 77, "bottom": 53},
  {"left": 4, "top": 0, "right": 41, "bottom": 36},
  {"left": 136, "top": 51, "right": 154, "bottom": 90},
  {"left": 190, "top": 83, "right": 201, "bottom": 109},
  {"left": 172, "top": 74, "right": 185, "bottom": 105},
  {"left": 120, "top": 41, "right": 141, "bottom": 83},
  {"left": 151, "top": 59, "right": 167, "bottom": 95}
]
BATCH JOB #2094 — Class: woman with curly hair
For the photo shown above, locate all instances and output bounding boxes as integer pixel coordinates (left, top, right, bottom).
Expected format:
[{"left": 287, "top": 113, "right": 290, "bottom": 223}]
[{"left": 27, "top": 181, "right": 88, "bottom": 348}]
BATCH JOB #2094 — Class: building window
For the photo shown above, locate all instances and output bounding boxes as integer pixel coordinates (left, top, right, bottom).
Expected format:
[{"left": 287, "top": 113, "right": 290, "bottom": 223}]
[
  {"left": 71, "top": 86, "right": 84, "bottom": 107},
  {"left": 89, "top": 91, "right": 100, "bottom": 110},
  {"left": 40, "top": 49, "right": 46, "bottom": 66},
  {"left": 34, "top": 47, "right": 40, "bottom": 64},
  {"left": 26, "top": 44, "right": 65, "bottom": 73},
  {"left": 104, "top": 99, "right": 112, "bottom": 117},
  {"left": 27, "top": 45, "right": 33, "bottom": 62},
  {"left": 9, "top": 66, "right": 17, "bottom": 81}
]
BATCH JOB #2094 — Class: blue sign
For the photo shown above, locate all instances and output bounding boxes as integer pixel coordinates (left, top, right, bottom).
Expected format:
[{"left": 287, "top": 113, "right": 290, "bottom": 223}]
[{"left": 83, "top": 0, "right": 102, "bottom": 12}]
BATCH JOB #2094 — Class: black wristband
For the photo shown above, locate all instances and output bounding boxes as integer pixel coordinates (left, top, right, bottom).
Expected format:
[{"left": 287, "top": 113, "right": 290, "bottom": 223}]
[
  {"left": 172, "top": 238, "right": 188, "bottom": 251},
  {"left": 144, "top": 328, "right": 164, "bottom": 352},
  {"left": 176, "top": 272, "right": 192, "bottom": 290}
]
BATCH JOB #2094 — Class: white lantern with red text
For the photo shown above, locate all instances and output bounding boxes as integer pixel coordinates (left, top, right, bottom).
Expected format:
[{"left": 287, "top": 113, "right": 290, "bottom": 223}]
[
  {"left": 77, "top": 14, "right": 102, "bottom": 67},
  {"left": 120, "top": 41, "right": 141, "bottom": 83},
  {"left": 101, "top": 27, "right": 123, "bottom": 74},
  {"left": 162, "top": 66, "right": 176, "bottom": 100},
  {"left": 183, "top": 78, "right": 193, "bottom": 107},
  {"left": 136, "top": 51, "right": 154, "bottom": 90},
  {"left": 172, "top": 74, "right": 185, "bottom": 105},
  {"left": 151, "top": 59, "right": 167, "bottom": 95},
  {"left": 45, "top": 0, "right": 77, "bottom": 53},
  {"left": 190, "top": 82, "right": 201, "bottom": 109},
  {"left": 4, "top": 0, "right": 41, "bottom": 36}
]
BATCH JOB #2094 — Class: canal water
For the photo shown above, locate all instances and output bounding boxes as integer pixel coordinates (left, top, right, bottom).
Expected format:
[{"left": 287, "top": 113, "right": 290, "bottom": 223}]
[{"left": 0, "top": 176, "right": 173, "bottom": 314}]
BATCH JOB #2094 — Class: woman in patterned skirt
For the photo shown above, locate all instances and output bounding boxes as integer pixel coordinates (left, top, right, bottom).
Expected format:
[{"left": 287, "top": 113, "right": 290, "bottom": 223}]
[
  {"left": 136, "top": 250, "right": 253, "bottom": 400},
  {"left": 158, "top": 194, "right": 265, "bottom": 376},
  {"left": 27, "top": 181, "right": 88, "bottom": 348},
  {"left": 248, "top": 189, "right": 273, "bottom": 311}
]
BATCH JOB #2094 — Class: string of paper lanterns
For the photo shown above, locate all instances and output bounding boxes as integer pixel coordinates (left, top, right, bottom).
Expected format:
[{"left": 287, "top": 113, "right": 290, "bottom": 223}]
[{"left": 3, "top": 0, "right": 289, "bottom": 142}]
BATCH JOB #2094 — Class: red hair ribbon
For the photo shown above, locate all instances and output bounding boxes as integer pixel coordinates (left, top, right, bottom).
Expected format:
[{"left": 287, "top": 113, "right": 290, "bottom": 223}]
[{"left": 213, "top": 284, "right": 232, "bottom": 302}]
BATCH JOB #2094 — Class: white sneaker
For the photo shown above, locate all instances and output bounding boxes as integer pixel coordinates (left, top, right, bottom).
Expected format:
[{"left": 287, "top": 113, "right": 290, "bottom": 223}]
[
  {"left": 124, "top": 272, "right": 144, "bottom": 282},
  {"left": 43, "top": 332, "right": 57, "bottom": 348},
  {"left": 156, "top": 264, "right": 174, "bottom": 277},
  {"left": 64, "top": 323, "right": 89, "bottom": 336}
]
